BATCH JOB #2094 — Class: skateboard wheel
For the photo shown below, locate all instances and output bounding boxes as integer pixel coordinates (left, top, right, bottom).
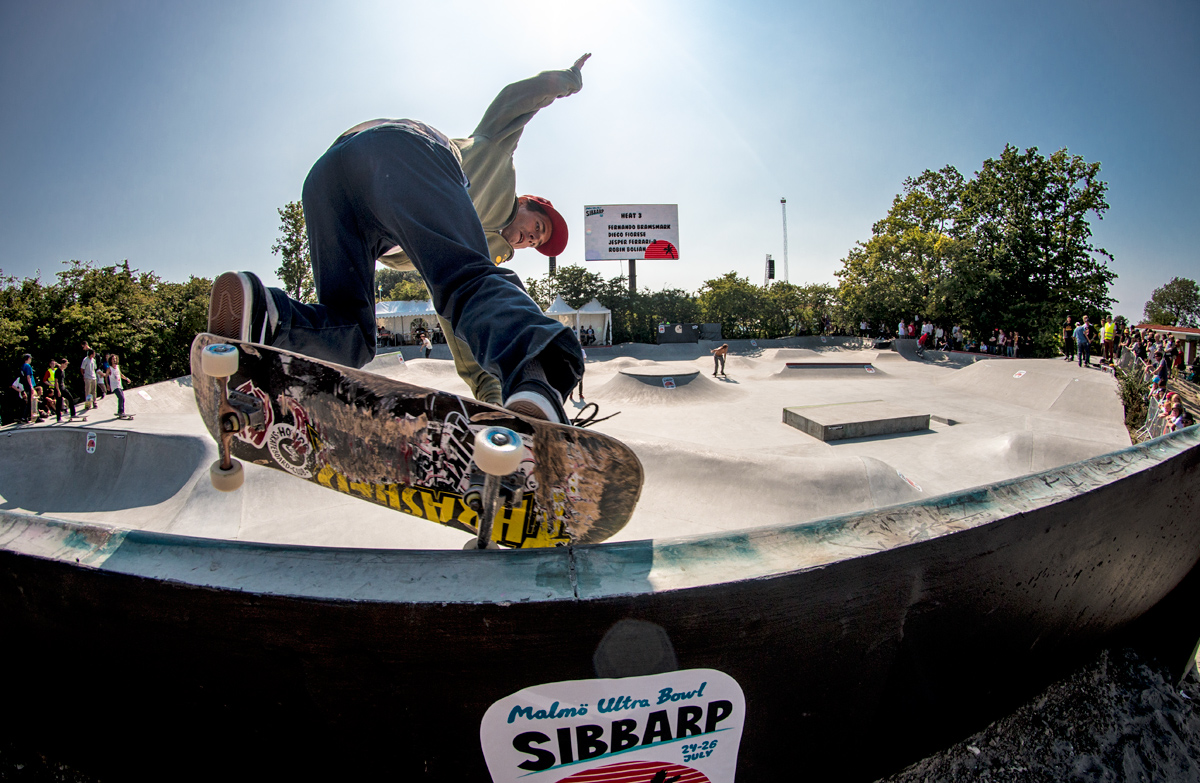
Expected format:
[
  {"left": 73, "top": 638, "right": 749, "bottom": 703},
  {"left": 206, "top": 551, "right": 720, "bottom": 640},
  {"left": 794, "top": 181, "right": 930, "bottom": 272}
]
[
  {"left": 210, "top": 458, "right": 245, "bottom": 491},
  {"left": 473, "top": 427, "right": 523, "bottom": 476},
  {"left": 201, "top": 343, "right": 240, "bottom": 377},
  {"left": 463, "top": 538, "right": 501, "bottom": 550}
]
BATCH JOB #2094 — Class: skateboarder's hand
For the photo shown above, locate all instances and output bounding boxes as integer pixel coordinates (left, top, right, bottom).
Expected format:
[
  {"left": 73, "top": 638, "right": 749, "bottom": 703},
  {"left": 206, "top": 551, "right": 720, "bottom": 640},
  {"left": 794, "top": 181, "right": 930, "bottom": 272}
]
[{"left": 573, "top": 53, "right": 591, "bottom": 71}]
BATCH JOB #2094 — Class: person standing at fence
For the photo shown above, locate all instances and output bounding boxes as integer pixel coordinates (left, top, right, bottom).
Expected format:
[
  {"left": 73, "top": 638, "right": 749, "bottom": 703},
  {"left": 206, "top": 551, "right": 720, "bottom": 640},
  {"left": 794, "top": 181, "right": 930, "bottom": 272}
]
[
  {"left": 108, "top": 354, "right": 130, "bottom": 418},
  {"left": 1062, "top": 316, "right": 1075, "bottom": 362},
  {"left": 80, "top": 349, "right": 98, "bottom": 409},
  {"left": 1073, "top": 321, "right": 1091, "bottom": 368},
  {"left": 19, "top": 353, "right": 38, "bottom": 423},
  {"left": 53, "top": 359, "right": 79, "bottom": 421},
  {"left": 1102, "top": 316, "right": 1116, "bottom": 363}
]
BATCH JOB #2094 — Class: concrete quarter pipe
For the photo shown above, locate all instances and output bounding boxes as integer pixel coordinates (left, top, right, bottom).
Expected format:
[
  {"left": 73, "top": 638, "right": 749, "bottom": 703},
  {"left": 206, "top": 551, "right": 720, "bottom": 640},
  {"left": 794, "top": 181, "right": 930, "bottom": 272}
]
[{"left": 0, "top": 425, "right": 1197, "bottom": 780}]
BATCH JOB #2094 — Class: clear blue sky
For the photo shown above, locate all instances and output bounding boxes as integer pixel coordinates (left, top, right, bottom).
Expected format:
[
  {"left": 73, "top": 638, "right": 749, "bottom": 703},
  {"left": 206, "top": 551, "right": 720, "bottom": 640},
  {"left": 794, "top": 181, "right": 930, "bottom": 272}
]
[{"left": 2, "top": 0, "right": 1196, "bottom": 323}]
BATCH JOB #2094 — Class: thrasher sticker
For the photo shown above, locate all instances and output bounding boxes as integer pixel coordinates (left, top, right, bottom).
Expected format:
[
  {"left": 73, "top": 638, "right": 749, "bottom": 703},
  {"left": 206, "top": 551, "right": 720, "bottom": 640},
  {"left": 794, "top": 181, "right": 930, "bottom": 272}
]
[{"left": 481, "top": 669, "right": 745, "bottom": 782}]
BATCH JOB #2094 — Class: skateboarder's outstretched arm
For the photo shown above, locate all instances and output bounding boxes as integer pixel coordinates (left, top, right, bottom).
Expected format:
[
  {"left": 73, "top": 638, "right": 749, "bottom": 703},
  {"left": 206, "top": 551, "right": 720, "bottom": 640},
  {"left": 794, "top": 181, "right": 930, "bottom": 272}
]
[{"left": 470, "top": 53, "right": 590, "bottom": 148}]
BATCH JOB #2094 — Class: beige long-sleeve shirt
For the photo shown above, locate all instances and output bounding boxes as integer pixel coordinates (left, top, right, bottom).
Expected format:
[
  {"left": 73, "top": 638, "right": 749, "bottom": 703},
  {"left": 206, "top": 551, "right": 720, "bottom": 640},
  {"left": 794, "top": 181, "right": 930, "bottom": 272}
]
[{"left": 374, "top": 65, "right": 584, "bottom": 271}]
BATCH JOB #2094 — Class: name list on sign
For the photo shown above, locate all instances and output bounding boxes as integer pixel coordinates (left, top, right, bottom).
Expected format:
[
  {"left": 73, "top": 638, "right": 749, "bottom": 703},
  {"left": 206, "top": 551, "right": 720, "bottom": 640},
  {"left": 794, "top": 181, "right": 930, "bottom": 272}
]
[{"left": 608, "top": 217, "right": 675, "bottom": 253}]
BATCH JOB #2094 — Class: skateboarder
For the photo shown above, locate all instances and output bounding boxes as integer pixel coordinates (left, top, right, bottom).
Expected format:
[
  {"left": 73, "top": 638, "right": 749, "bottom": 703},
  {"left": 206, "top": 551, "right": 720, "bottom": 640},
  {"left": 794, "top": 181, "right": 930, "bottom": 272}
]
[
  {"left": 711, "top": 343, "right": 729, "bottom": 376},
  {"left": 382, "top": 54, "right": 590, "bottom": 406},
  {"left": 209, "top": 58, "right": 591, "bottom": 425}
]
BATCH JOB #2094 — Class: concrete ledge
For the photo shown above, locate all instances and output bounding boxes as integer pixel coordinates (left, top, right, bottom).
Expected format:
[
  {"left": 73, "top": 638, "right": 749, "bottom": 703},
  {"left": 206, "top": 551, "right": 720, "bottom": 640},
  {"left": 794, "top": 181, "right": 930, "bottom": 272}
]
[{"left": 784, "top": 400, "right": 930, "bottom": 441}]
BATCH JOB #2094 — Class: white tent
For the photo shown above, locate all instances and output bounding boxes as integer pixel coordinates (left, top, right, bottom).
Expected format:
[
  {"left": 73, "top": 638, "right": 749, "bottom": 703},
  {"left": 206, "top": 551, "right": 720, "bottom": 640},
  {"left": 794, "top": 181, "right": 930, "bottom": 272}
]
[
  {"left": 577, "top": 298, "right": 612, "bottom": 345},
  {"left": 544, "top": 295, "right": 578, "bottom": 330},
  {"left": 375, "top": 300, "right": 438, "bottom": 343}
]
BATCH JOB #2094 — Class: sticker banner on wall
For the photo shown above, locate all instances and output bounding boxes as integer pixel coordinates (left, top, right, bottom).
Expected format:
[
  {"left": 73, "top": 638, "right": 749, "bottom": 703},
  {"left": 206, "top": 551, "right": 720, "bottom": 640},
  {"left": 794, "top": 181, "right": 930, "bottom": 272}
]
[{"left": 481, "top": 668, "right": 745, "bottom": 782}]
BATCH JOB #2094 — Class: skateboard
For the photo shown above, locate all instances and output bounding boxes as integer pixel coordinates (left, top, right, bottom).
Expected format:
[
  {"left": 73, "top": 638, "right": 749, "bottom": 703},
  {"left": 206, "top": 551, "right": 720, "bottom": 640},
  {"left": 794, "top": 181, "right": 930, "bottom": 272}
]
[{"left": 190, "top": 334, "right": 643, "bottom": 549}]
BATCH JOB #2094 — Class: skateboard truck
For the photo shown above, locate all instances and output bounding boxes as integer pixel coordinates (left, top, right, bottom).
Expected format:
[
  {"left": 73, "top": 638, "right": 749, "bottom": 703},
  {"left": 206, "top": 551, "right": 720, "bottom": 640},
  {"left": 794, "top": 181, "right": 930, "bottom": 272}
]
[
  {"left": 464, "top": 426, "right": 524, "bottom": 551},
  {"left": 200, "top": 343, "right": 265, "bottom": 492}
]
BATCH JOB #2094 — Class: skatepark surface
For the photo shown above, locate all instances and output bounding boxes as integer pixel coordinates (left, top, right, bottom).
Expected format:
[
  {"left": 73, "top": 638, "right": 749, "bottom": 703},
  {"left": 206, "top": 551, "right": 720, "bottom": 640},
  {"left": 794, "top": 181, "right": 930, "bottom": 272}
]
[
  {"left": 8, "top": 336, "right": 1200, "bottom": 782},
  {"left": 0, "top": 337, "right": 1131, "bottom": 550}
]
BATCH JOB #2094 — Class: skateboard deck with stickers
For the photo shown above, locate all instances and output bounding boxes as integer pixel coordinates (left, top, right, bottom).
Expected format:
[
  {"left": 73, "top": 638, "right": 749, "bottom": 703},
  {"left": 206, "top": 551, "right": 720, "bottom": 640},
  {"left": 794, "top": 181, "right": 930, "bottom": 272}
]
[{"left": 190, "top": 333, "right": 642, "bottom": 548}]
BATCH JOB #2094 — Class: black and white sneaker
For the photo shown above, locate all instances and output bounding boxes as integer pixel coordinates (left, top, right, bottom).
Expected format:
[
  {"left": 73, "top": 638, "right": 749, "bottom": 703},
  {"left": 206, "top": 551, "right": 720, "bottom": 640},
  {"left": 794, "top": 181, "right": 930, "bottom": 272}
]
[
  {"left": 505, "top": 378, "right": 569, "bottom": 425},
  {"left": 209, "top": 271, "right": 279, "bottom": 344}
]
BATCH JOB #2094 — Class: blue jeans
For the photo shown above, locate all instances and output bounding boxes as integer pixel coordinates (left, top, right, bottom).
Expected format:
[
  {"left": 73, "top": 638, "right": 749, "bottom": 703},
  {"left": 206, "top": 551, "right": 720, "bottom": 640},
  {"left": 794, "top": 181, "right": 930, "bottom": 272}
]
[{"left": 267, "top": 124, "right": 581, "bottom": 400}]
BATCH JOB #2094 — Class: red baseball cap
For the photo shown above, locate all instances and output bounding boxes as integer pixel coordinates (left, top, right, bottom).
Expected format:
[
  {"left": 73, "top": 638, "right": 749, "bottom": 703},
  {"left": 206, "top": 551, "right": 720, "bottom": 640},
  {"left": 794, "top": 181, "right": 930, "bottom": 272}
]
[{"left": 522, "top": 195, "right": 569, "bottom": 257}]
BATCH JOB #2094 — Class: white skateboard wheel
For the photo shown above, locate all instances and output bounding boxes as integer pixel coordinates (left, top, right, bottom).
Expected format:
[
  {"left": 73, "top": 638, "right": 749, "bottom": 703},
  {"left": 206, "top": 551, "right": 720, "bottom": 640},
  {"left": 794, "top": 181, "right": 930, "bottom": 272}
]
[
  {"left": 210, "top": 458, "right": 245, "bottom": 491},
  {"left": 473, "top": 426, "right": 523, "bottom": 476},
  {"left": 201, "top": 343, "right": 240, "bottom": 377}
]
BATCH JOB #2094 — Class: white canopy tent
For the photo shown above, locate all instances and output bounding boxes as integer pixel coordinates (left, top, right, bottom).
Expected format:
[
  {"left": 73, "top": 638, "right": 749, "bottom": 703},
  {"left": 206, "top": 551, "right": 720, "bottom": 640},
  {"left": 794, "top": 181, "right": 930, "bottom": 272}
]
[
  {"left": 540, "top": 296, "right": 611, "bottom": 346},
  {"left": 375, "top": 300, "right": 438, "bottom": 344},
  {"left": 577, "top": 298, "right": 612, "bottom": 345},
  {"left": 544, "top": 295, "right": 578, "bottom": 330}
]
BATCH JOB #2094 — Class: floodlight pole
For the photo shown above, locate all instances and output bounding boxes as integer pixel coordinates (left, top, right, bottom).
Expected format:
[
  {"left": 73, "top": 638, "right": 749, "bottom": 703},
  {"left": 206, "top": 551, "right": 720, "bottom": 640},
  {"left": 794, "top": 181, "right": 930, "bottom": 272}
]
[{"left": 781, "top": 197, "right": 790, "bottom": 283}]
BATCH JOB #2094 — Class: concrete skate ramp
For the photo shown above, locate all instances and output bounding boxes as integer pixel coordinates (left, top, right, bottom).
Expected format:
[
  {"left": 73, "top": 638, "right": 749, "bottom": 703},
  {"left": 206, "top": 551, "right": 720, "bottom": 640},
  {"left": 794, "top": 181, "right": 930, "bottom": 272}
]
[
  {"left": 129, "top": 377, "right": 201, "bottom": 416},
  {"left": 619, "top": 361, "right": 702, "bottom": 382},
  {"left": 978, "top": 430, "right": 1120, "bottom": 475},
  {"left": 892, "top": 339, "right": 985, "bottom": 366},
  {"left": 630, "top": 442, "right": 921, "bottom": 532},
  {"left": 1, "top": 427, "right": 1197, "bottom": 780},
  {"left": 937, "top": 360, "right": 1095, "bottom": 411},
  {"left": 593, "top": 368, "right": 740, "bottom": 404},
  {"left": 0, "top": 428, "right": 207, "bottom": 523}
]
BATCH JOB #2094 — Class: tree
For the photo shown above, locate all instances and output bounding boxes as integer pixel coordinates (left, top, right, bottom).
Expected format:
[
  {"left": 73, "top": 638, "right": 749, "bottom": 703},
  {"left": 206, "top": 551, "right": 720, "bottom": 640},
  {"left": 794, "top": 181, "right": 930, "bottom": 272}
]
[
  {"left": 835, "top": 146, "right": 1117, "bottom": 355},
  {"left": 386, "top": 278, "right": 430, "bottom": 301},
  {"left": 271, "top": 201, "right": 314, "bottom": 303},
  {"left": 950, "top": 146, "right": 1115, "bottom": 354},
  {"left": 1, "top": 261, "right": 212, "bottom": 394},
  {"left": 836, "top": 166, "right": 968, "bottom": 334},
  {"left": 374, "top": 268, "right": 425, "bottom": 301},
  {"left": 1142, "top": 277, "right": 1200, "bottom": 327},
  {"left": 698, "top": 273, "right": 766, "bottom": 339},
  {"left": 526, "top": 264, "right": 608, "bottom": 310}
]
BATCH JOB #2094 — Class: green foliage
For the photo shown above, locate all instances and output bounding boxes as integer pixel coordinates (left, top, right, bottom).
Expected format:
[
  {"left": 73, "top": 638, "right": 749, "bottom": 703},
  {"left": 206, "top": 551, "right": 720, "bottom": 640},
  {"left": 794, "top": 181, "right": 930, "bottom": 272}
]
[
  {"left": 1143, "top": 277, "right": 1200, "bottom": 327},
  {"left": 387, "top": 279, "right": 430, "bottom": 301},
  {"left": 1115, "top": 365, "right": 1150, "bottom": 437},
  {"left": 696, "top": 273, "right": 761, "bottom": 339},
  {"left": 0, "top": 261, "right": 212, "bottom": 395},
  {"left": 952, "top": 146, "right": 1115, "bottom": 355},
  {"left": 271, "top": 201, "right": 314, "bottom": 303},
  {"left": 526, "top": 265, "right": 615, "bottom": 310},
  {"left": 523, "top": 266, "right": 836, "bottom": 344},
  {"left": 835, "top": 146, "right": 1118, "bottom": 356},
  {"left": 375, "top": 268, "right": 426, "bottom": 301}
]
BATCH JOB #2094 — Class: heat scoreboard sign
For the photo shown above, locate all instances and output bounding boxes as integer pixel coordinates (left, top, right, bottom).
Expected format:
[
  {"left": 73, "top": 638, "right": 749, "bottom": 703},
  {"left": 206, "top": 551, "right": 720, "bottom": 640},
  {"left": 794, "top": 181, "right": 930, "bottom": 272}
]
[{"left": 584, "top": 204, "right": 680, "bottom": 261}]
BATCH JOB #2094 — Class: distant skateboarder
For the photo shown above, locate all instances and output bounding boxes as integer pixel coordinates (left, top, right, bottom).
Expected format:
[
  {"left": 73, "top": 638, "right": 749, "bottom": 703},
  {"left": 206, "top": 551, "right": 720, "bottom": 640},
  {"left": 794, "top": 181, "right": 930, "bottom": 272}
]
[{"left": 711, "top": 343, "right": 728, "bottom": 376}]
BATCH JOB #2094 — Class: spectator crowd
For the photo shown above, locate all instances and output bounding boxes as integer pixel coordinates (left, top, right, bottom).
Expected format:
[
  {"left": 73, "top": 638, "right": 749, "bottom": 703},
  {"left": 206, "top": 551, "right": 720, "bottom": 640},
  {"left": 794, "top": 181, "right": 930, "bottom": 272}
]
[
  {"left": 5, "top": 341, "right": 133, "bottom": 425},
  {"left": 1122, "top": 326, "right": 1198, "bottom": 440}
]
